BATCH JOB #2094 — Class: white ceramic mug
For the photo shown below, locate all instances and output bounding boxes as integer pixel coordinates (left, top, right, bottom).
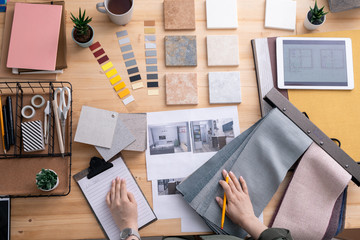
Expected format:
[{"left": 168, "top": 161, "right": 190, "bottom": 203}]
[{"left": 96, "top": 0, "right": 134, "bottom": 25}]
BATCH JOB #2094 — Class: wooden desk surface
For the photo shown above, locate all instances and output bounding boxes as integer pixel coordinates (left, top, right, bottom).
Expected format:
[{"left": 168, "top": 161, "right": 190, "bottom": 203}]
[{"left": 1, "top": 0, "right": 360, "bottom": 239}]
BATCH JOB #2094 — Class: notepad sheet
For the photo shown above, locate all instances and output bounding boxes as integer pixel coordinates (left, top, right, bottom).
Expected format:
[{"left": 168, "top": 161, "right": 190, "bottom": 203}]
[{"left": 78, "top": 157, "right": 156, "bottom": 240}]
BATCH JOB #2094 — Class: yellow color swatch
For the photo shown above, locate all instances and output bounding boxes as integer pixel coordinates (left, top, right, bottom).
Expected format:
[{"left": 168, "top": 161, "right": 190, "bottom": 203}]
[
  {"left": 114, "top": 81, "right": 126, "bottom": 92},
  {"left": 148, "top": 89, "right": 159, "bottom": 96},
  {"left": 110, "top": 75, "right": 122, "bottom": 85},
  {"left": 132, "top": 82, "right": 144, "bottom": 90},
  {"left": 144, "top": 28, "right": 156, "bottom": 34},
  {"left": 118, "top": 88, "right": 130, "bottom": 98},
  {"left": 106, "top": 68, "right": 117, "bottom": 78},
  {"left": 101, "top": 61, "right": 113, "bottom": 72}
]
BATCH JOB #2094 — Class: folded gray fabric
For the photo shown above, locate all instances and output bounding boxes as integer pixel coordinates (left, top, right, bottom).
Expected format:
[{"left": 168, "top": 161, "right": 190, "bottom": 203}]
[{"left": 177, "top": 108, "right": 312, "bottom": 238}]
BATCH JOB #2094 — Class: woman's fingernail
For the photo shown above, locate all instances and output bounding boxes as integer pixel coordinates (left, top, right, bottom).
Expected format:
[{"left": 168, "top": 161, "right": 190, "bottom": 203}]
[
  {"left": 223, "top": 169, "right": 227, "bottom": 174},
  {"left": 215, "top": 197, "right": 220, "bottom": 201},
  {"left": 229, "top": 171, "right": 234, "bottom": 175}
]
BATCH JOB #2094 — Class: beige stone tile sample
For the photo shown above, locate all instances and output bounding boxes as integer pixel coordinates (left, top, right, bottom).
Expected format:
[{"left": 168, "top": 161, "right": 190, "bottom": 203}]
[
  {"left": 166, "top": 73, "right": 198, "bottom": 105},
  {"left": 207, "top": 35, "right": 239, "bottom": 66},
  {"left": 164, "top": 0, "right": 196, "bottom": 30}
]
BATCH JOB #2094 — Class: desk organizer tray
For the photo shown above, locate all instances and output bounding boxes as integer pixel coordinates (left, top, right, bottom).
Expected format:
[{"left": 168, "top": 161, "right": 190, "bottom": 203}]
[{"left": 0, "top": 81, "right": 72, "bottom": 197}]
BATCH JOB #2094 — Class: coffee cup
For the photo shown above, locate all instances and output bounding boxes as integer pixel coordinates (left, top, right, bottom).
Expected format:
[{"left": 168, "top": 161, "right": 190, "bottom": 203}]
[{"left": 96, "top": 0, "right": 134, "bottom": 25}]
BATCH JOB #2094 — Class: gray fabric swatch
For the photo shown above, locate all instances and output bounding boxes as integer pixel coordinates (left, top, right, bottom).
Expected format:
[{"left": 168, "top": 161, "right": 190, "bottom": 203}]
[
  {"left": 118, "top": 113, "right": 147, "bottom": 151},
  {"left": 121, "top": 44, "right": 133, "bottom": 52},
  {"left": 118, "top": 37, "right": 130, "bottom": 45},
  {"left": 116, "top": 30, "right": 128, "bottom": 38},
  {"left": 95, "top": 117, "right": 136, "bottom": 161},
  {"left": 177, "top": 108, "right": 312, "bottom": 238},
  {"left": 145, "top": 50, "right": 157, "bottom": 57},
  {"left": 123, "top": 52, "right": 135, "bottom": 60},
  {"left": 146, "top": 66, "right": 158, "bottom": 72},
  {"left": 125, "top": 59, "right": 137, "bottom": 67},
  {"left": 146, "top": 58, "right": 157, "bottom": 64}
]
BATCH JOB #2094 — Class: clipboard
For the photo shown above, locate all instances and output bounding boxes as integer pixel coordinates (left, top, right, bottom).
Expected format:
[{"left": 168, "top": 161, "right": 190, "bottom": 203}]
[{"left": 73, "top": 156, "right": 157, "bottom": 240}]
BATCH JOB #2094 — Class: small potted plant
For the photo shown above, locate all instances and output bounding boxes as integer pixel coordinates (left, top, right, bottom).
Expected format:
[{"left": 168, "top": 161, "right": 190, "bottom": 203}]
[
  {"left": 70, "top": 8, "right": 94, "bottom": 48},
  {"left": 36, "top": 169, "right": 59, "bottom": 191},
  {"left": 304, "top": 0, "right": 328, "bottom": 30}
]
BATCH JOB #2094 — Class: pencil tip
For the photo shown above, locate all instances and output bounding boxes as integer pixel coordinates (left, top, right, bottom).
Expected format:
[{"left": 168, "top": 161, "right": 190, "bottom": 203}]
[{"left": 221, "top": 227, "right": 223, "bottom": 230}]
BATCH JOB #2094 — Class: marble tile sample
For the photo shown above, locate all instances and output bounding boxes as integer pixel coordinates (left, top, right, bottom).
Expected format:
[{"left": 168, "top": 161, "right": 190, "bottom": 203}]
[
  {"left": 206, "top": 0, "right": 238, "bottom": 29},
  {"left": 164, "top": 0, "right": 195, "bottom": 30},
  {"left": 125, "top": 59, "right": 137, "bottom": 67},
  {"left": 207, "top": 35, "right": 239, "bottom": 66},
  {"left": 209, "top": 72, "right": 242, "bottom": 104},
  {"left": 265, "top": 0, "right": 296, "bottom": 30},
  {"left": 166, "top": 73, "right": 198, "bottom": 105},
  {"left": 146, "top": 58, "right": 157, "bottom": 64},
  {"left": 118, "top": 113, "right": 147, "bottom": 151},
  {"left": 165, "top": 36, "right": 197, "bottom": 66}
]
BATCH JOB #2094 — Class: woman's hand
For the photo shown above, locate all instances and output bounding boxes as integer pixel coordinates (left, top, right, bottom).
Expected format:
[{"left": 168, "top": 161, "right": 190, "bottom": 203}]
[
  {"left": 106, "top": 177, "right": 138, "bottom": 231},
  {"left": 216, "top": 170, "right": 267, "bottom": 239}
]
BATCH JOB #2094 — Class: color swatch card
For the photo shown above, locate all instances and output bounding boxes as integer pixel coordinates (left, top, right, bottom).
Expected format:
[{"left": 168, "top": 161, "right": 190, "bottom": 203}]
[
  {"left": 265, "top": 0, "right": 296, "bottom": 31},
  {"left": 7, "top": 3, "right": 62, "bottom": 70},
  {"left": 75, "top": 106, "right": 118, "bottom": 149}
]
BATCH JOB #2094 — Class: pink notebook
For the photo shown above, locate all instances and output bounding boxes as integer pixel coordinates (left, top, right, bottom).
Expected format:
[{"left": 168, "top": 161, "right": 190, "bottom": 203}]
[{"left": 7, "top": 3, "right": 62, "bottom": 71}]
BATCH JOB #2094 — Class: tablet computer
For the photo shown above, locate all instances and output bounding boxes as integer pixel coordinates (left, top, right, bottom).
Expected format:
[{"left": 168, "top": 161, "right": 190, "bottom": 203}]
[
  {"left": 276, "top": 37, "right": 354, "bottom": 90},
  {"left": 0, "top": 198, "right": 10, "bottom": 240}
]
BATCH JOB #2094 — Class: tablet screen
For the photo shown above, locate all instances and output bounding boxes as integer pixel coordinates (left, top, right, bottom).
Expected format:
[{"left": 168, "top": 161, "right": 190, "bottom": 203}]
[{"left": 283, "top": 39, "right": 347, "bottom": 86}]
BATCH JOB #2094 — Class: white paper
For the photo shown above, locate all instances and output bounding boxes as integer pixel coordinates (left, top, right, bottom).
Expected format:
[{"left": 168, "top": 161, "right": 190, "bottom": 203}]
[
  {"left": 152, "top": 179, "right": 211, "bottom": 233},
  {"left": 146, "top": 106, "right": 240, "bottom": 180},
  {"left": 78, "top": 157, "right": 156, "bottom": 240}
]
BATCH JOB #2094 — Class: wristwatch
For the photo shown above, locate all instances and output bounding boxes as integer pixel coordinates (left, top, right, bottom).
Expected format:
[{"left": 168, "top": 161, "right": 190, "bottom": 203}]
[{"left": 119, "top": 228, "right": 141, "bottom": 240}]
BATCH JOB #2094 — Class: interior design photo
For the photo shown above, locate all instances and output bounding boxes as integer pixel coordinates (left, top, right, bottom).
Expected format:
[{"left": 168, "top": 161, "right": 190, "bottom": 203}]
[
  {"left": 190, "top": 118, "right": 234, "bottom": 153},
  {"left": 148, "top": 122, "right": 191, "bottom": 155},
  {"left": 157, "top": 178, "right": 184, "bottom": 196}
]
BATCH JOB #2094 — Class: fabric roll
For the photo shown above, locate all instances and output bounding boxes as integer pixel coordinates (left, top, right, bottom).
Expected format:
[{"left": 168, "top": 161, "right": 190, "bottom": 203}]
[
  {"left": 177, "top": 108, "right": 313, "bottom": 238},
  {"left": 272, "top": 143, "right": 351, "bottom": 240}
]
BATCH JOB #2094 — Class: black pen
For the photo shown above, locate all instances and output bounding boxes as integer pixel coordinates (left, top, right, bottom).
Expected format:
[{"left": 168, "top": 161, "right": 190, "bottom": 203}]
[
  {"left": 2, "top": 105, "right": 10, "bottom": 151},
  {"left": 6, "top": 96, "right": 15, "bottom": 146}
]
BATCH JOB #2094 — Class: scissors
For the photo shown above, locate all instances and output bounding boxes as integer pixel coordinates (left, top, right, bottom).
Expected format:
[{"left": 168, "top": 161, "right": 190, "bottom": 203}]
[{"left": 54, "top": 87, "right": 71, "bottom": 147}]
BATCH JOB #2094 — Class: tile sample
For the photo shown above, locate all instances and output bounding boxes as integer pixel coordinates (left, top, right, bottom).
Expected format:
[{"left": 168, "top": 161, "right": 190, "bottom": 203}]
[
  {"left": 106, "top": 68, "right": 117, "bottom": 78},
  {"left": 147, "top": 82, "right": 159, "bottom": 88},
  {"left": 130, "top": 74, "right": 141, "bottom": 82},
  {"left": 121, "top": 44, "right": 132, "bottom": 52},
  {"left": 145, "top": 50, "right": 157, "bottom": 57},
  {"left": 132, "top": 82, "right": 144, "bottom": 90},
  {"left": 146, "top": 66, "right": 158, "bottom": 72},
  {"left": 116, "top": 30, "right": 128, "bottom": 38},
  {"left": 208, "top": 72, "right": 242, "bottom": 104},
  {"left": 110, "top": 75, "right": 121, "bottom": 85},
  {"left": 74, "top": 106, "right": 118, "bottom": 149},
  {"left": 206, "top": 0, "right": 238, "bottom": 29},
  {"left": 118, "top": 113, "right": 147, "bottom": 151},
  {"left": 114, "top": 81, "right": 126, "bottom": 91},
  {"left": 147, "top": 74, "right": 158, "bottom": 80},
  {"left": 145, "top": 43, "right": 156, "bottom": 49},
  {"left": 89, "top": 41, "right": 101, "bottom": 51},
  {"left": 101, "top": 61, "right": 113, "bottom": 71},
  {"left": 265, "top": 0, "right": 296, "bottom": 31},
  {"left": 164, "top": 0, "right": 195, "bottom": 30},
  {"left": 122, "top": 95, "right": 135, "bottom": 105},
  {"left": 125, "top": 59, "right": 137, "bottom": 67},
  {"left": 93, "top": 48, "right": 105, "bottom": 58},
  {"left": 145, "top": 35, "right": 156, "bottom": 41},
  {"left": 148, "top": 89, "right": 159, "bottom": 96},
  {"left": 146, "top": 58, "right": 157, "bottom": 64},
  {"left": 95, "top": 117, "right": 135, "bottom": 161},
  {"left": 127, "top": 67, "right": 139, "bottom": 75},
  {"left": 144, "top": 28, "right": 156, "bottom": 34},
  {"left": 97, "top": 55, "right": 109, "bottom": 64},
  {"left": 118, "top": 88, "right": 131, "bottom": 98},
  {"left": 165, "top": 36, "right": 197, "bottom": 66},
  {"left": 118, "top": 37, "right": 130, "bottom": 45},
  {"left": 207, "top": 35, "right": 239, "bottom": 66},
  {"left": 166, "top": 73, "right": 198, "bottom": 105},
  {"left": 144, "top": 20, "right": 155, "bottom": 26},
  {"left": 123, "top": 52, "right": 135, "bottom": 60}
]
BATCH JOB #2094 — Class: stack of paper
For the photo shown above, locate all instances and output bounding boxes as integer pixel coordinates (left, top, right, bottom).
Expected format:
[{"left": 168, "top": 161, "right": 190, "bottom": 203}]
[
  {"left": 6, "top": 3, "right": 64, "bottom": 75},
  {"left": 74, "top": 106, "right": 147, "bottom": 161}
]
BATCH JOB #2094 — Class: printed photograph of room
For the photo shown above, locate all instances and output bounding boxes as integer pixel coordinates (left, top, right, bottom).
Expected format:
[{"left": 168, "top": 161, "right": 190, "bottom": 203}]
[
  {"left": 148, "top": 122, "right": 191, "bottom": 155},
  {"left": 157, "top": 178, "right": 184, "bottom": 196},
  {"left": 190, "top": 118, "right": 234, "bottom": 153}
]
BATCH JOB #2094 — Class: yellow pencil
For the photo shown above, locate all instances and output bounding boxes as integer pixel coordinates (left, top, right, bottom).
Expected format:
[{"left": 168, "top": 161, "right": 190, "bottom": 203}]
[
  {"left": 0, "top": 97, "right": 6, "bottom": 154},
  {"left": 221, "top": 173, "right": 229, "bottom": 229}
]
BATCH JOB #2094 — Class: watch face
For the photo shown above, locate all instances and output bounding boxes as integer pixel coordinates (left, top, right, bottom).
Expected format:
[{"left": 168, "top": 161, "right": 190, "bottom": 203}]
[{"left": 120, "top": 228, "right": 132, "bottom": 238}]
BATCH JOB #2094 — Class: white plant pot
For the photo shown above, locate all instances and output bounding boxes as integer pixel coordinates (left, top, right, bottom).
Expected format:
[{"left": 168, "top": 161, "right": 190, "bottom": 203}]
[
  {"left": 71, "top": 25, "right": 94, "bottom": 48},
  {"left": 36, "top": 169, "right": 59, "bottom": 192},
  {"left": 304, "top": 12, "right": 326, "bottom": 30}
]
